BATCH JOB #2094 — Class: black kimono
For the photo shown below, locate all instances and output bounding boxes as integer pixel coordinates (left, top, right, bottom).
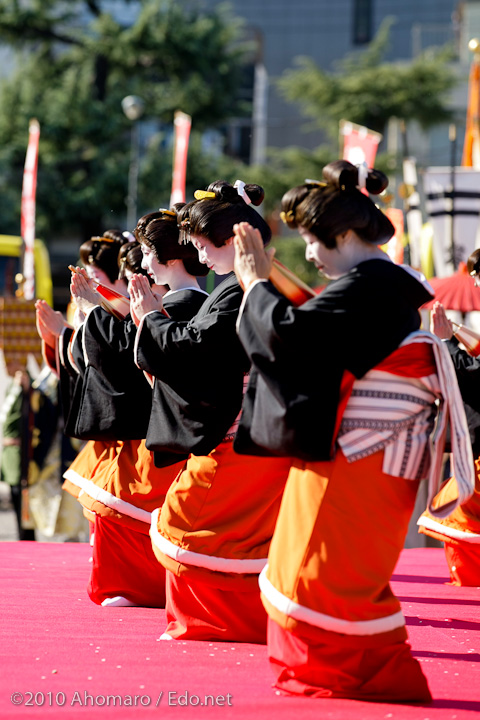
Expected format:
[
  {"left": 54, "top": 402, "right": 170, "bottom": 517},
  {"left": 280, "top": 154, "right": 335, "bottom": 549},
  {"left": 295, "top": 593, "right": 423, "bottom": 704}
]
[
  {"left": 234, "top": 259, "right": 433, "bottom": 461},
  {"left": 135, "top": 273, "right": 249, "bottom": 466},
  {"left": 61, "top": 290, "right": 207, "bottom": 442}
]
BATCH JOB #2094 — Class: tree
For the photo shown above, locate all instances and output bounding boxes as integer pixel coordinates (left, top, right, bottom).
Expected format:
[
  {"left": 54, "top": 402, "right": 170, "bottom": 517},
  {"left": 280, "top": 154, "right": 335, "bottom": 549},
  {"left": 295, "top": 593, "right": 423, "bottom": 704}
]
[
  {"left": 0, "top": 0, "right": 248, "bottom": 241},
  {"left": 277, "top": 18, "right": 458, "bottom": 139}
]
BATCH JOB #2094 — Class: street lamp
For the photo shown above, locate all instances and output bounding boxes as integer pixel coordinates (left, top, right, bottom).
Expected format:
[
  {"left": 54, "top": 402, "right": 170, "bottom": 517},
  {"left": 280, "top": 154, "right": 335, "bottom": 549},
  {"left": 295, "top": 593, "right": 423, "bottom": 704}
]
[{"left": 121, "top": 95, "right": 145, "bottom": 231}]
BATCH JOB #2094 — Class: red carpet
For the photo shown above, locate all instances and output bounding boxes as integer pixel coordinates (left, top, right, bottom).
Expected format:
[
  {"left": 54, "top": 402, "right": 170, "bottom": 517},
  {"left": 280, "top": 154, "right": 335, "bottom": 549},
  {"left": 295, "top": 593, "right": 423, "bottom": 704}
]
[{"left": 0, "top": 543, "right": 479, "bottom": 719}]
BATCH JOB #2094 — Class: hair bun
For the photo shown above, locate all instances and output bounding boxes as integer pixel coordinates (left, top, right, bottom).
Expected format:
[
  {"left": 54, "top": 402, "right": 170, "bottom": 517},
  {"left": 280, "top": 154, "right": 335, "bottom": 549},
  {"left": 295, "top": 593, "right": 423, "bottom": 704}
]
[
  {"left": 322, "top": 160, "right": 388, "bottom": 195},
  {"left": 243, "top": 184, "right": 265, "bottom": 206}
]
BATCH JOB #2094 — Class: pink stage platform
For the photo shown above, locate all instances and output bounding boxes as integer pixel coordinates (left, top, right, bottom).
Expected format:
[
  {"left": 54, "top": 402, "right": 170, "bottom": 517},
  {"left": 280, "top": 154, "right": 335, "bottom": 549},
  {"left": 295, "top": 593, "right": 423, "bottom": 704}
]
[{"left": 1, "top": 542, "right": 479, "bottom": 719}]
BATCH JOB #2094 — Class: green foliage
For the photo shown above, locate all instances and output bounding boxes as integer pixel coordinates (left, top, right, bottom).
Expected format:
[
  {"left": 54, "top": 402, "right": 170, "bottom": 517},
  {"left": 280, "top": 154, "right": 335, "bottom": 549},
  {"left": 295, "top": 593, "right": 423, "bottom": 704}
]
[
  {"left": 278, "top": 17, "right": 458, "bottom": 137},
  {"left": 0, "top": 0, "right": 249, "bottom": 240}
]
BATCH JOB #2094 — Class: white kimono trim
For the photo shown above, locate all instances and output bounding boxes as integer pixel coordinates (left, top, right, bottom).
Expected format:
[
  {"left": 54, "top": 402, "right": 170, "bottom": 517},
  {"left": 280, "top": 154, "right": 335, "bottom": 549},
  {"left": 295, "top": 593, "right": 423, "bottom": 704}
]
[
  {"left": 133, "top": 310, "right": 163, "bottom": 368},
  {"left": 259, "top": 566, "right": 406, "bottom": 636},
  {"left": 417, "top": 515, "right": 480, "bottom": 544},
  {"left": 63, "top": 469, "right": 151, "bottom": 524},
  {"left": 150, "top": 507, "right": 267, "bottom": 574},
  {"left": 61, "top": 325, "right": 83, "bottom": 376}
]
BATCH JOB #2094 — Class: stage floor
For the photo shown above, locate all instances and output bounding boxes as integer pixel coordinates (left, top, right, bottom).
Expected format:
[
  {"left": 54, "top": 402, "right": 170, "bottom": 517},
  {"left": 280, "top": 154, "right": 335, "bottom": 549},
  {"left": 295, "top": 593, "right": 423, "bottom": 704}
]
[{"left": 0, "top": 542, "right": 479, "bottom": 719}]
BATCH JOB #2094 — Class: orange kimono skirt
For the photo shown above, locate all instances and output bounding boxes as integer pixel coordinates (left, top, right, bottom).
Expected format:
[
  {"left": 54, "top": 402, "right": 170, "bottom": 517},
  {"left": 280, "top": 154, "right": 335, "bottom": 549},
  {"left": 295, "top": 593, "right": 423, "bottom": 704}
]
[
  {"left": 261, "top": 449, "right": 432, "bottom": 703},
  {"left": 418, "top": 457, "right": 480, "bottom": 587},
  {"left": 65, "top": 439, "right": 185, "bottom": 607},
  {"left": 150, "top": 440, "right": 291, "bottom": 642}
]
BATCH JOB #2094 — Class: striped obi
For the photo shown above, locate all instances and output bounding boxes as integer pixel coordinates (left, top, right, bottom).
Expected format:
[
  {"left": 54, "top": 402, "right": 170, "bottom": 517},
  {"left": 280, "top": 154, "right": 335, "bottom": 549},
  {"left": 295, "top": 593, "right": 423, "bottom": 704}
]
[
  {"left": 337, "top": 331, "right": 475, "bottom": 520},
  {"left": 337, "top": 369, "right": 438, "bottom": 480}
]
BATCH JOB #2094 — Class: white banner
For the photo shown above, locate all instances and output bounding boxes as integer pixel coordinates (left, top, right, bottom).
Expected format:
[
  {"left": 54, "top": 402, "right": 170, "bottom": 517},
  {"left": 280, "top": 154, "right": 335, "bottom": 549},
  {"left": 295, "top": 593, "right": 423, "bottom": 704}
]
[{"left": 423, "top": 167, "right": 480, "bottom": 277}]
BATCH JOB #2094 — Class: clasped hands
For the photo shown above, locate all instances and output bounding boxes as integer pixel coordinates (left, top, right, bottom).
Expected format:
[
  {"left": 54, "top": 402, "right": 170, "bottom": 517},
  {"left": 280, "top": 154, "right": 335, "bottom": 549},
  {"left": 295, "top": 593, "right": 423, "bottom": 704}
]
[{"left": 128, "top": 274, "right": 164, "bottom": 325}]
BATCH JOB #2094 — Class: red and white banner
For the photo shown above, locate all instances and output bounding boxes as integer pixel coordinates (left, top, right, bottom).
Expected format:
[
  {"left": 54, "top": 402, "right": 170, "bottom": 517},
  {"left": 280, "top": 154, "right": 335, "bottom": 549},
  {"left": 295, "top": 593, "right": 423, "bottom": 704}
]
[
  {"left": 340, "top": 119, "right": 382, "bottom": 171},
  {"left": 21, "top": 118, "right": 40, "bottom": 300},
  {"left": 170, "top": 111, "right": 191, "bottom": 206}
]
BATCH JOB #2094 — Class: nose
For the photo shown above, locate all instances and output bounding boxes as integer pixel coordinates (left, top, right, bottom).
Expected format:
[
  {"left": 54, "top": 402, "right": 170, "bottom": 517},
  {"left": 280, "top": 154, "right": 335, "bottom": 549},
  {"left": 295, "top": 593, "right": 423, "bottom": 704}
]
[
  {"left": 305, "top": 245, "right": 314, "bottom": 262},
  {"left": 141, "top": 256, "right": 148, "bottom": 271},
  {"left": 198, "top": 249, "right": 208, "bottom": 264}
]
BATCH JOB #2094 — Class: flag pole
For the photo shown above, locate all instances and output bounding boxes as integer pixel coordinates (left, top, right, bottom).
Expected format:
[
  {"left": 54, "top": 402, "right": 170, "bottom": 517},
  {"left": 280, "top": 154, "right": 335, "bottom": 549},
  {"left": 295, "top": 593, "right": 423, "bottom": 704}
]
[{"left": 449, "top": 123, "right": 457, "bottom": 271}]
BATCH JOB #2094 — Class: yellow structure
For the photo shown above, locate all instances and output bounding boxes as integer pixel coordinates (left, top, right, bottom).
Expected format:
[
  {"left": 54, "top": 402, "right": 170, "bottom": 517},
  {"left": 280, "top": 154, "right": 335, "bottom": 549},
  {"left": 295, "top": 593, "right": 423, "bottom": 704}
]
[{"left": 0, "top": 234, "right": 53, "bottom": 305}]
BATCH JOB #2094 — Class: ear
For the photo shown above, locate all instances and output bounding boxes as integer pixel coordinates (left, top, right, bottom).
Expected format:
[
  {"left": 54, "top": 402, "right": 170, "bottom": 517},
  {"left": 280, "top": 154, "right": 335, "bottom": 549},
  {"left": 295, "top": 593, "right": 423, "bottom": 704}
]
[
  {"left": 166, "top": 258, "right": 179, "bottom": 267},
  {"left": 337, "top": 229, "right": 352, "bottom": 245},
  {"left": 225, "top": 235, "right": 235, "bottom": 246}
]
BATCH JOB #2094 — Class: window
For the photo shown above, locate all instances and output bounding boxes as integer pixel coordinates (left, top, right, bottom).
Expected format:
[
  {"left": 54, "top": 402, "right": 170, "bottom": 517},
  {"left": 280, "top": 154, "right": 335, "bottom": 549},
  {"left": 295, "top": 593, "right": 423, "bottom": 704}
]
[{"left": 353, "top": 0, "right": 373, "bottom": 45}]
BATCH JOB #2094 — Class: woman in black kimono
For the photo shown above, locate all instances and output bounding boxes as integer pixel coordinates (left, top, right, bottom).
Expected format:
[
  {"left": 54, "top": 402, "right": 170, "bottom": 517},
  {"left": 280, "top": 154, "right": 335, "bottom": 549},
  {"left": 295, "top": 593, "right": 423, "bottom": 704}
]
[
  {"left": 231, "top": 160, "right": 474, "bottom": 702},
  {"left": 38, "top": 212, "right": 208, "bottom": 607},
  {"left": 131, "top": 180, "right": 291, "bottom": 642}
]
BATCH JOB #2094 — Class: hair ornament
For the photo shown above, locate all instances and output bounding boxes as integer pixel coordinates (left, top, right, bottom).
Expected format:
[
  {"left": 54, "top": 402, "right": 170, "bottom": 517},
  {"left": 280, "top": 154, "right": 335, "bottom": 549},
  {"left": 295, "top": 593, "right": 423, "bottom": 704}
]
[
  {"left": 304, "top": 178, "right": 327, "bottom": 187},
  {"left": 280, "top": 210, "right": 295, "bottom": 224},
  {"left": 178, "top": 218, "right": 191, "bottom": 244},
  {"left": 233, "top": 179, "right": 252, "bottom": 205},
  {"left": 122, "top": 231, "right": 136, "bottom": 243},
  {"left": 158, "top": 208, "right": 177, "bottom": 217},
  {"left": 356, "top": 162, "right": 369, "bottom": 190},
  {"left": 194, "top": 190, "right": 216, "bottom": 200}
]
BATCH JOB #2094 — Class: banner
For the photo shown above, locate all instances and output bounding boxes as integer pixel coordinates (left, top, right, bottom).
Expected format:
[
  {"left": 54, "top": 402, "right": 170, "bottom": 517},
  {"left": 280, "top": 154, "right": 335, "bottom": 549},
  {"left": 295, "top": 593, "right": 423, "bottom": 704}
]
[
  {"left": 401, "top": 157, "right": 424, "bottom": 269},
  {"left": 462, "top": 46, "right": 480, "bottom": 168},
  {"left": 21, "top": 119, "right": 40, "bottom": 300},
  {"left": 340, "top": 119, "right": 382, "bottom": 170},
  {"left": 384, "top": 208, "right": 404, "bottom": 265},
  {"left": 423, "top": 167, "right": 480, "bottom": 277},
  {"left": 170, "top": 111, "right": 192, "bottom": 206}
]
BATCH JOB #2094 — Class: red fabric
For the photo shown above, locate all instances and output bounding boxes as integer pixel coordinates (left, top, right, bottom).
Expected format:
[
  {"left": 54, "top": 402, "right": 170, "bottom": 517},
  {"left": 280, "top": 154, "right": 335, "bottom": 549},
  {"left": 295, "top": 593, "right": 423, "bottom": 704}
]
[
  {"left": 267, "top": 619, "right": 432, "bottom": 702},
  {"left": 376, "top": 342, "right": 436, "bottom": 377},
  {"left": 88, "top": 515, "right": 166, "bottom": 607},
  {"left": 422, "top": 264, "right": 480, "bottom": 313},
  {"left": 164, "top": 570, "right": 268, "bottom": 643},
  {"left": 444, "top": 543, "right": 480, "bottom": 586}
]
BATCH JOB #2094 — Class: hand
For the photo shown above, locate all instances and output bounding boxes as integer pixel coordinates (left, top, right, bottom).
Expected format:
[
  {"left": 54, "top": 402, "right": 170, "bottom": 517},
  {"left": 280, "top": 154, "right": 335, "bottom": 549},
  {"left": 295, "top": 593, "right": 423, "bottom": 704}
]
[
  {"left": 430, "top": 301, "right": 453, "bottom": 340},
  {"left": 35, "top": 299, "right": 67, "bottom": 347},
  {"left": 233, "top": 222, "right": 275, "bottom": 291},
  {"left": 70, "top": 267, "right": 99, "bottom": 313},
  {"left": 128, "top": 273, "right": 164, "bottom": 325}
]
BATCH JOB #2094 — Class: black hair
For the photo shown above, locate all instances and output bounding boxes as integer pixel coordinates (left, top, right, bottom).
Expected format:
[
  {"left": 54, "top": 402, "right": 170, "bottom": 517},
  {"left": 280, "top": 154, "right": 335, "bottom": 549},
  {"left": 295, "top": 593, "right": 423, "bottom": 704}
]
[
  {"left": 281, "top": 160, "right": 394, "bottom": 249},
  {"left": 79, "top": 229, "right": 128, "bottom": 283},
  {"left": 177, "top": 180, "right": 271, "bottom": 248},
  {"left": 467, "top": 248, "right": 480, "bottom": 276},
  {"left": 118, "top": 241, "right": 153, "bottom": 283},
  {"left": 135, "top": 208, "right": 209, "bottom": 277}
]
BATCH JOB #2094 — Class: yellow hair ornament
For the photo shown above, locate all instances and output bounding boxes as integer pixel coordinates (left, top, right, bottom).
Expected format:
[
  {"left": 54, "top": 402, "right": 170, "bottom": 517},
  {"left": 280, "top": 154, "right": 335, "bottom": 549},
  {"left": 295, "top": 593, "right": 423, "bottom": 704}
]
[
  {"left": 305, "top": 178, "right": 327, "bottom": 187},
  {"left": 194, "top": 190, "right": 216, "bottom": 200},
  {"left": 280, "top": 210, "right": 295, "bottom": 224},
  {"left": 158, "top": 208, "right": 177, "bottom": 217}
]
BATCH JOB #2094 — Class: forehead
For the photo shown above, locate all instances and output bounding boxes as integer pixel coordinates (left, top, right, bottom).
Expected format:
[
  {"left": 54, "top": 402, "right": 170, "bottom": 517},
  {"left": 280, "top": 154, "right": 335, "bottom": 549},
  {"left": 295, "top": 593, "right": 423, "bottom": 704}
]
[
  {"left": 298, "top": 226, "right": 317, "bottom": 243},
  {"left": 190, "top": 234, "right": 210, "bottom": 246}
]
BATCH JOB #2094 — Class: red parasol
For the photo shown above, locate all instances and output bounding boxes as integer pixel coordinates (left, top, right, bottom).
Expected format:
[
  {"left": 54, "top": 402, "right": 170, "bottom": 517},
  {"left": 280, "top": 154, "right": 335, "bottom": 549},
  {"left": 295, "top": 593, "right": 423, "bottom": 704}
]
[{"left": 421, "top": 262, "right": 480, "bottom": 313}]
